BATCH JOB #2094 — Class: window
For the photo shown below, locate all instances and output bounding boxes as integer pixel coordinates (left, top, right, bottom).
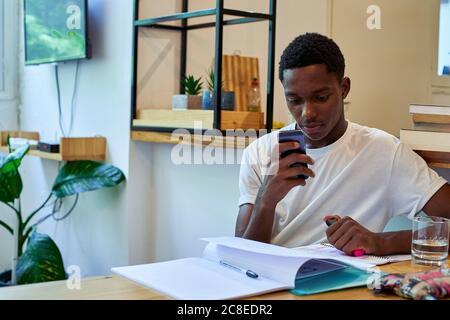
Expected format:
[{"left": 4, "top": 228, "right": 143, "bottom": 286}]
[
  {"left": 438, "top": 0, "right": 450, "bottom": 76},
  {"left": 0, "top": 0, "right": 17, "bottom": 100}
]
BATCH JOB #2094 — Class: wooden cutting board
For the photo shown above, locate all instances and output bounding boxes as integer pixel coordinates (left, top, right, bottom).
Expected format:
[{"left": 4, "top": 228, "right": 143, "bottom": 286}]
[{"left": 222, "top": 54, "right": 260, "bottom": 111}]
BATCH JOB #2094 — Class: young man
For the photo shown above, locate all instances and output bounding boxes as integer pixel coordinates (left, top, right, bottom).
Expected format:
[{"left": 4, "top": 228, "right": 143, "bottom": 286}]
[{"left": 235, "top": 33, "right": 450, "bottom": 255}]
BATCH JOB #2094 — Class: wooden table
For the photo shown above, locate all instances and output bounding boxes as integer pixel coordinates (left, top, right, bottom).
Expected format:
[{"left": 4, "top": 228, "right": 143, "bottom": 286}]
[{"left": 0, "top": 259, "right": 448, "bottom": 300}]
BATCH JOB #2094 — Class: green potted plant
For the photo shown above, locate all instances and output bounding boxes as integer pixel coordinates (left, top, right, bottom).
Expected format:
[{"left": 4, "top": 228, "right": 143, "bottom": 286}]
[
  {"left": 0, "top": 143, "right": 125, "bottom": 286},
  {"left": 172, "top": 75, "right": 203, "bottom": 110},
  {"left": 202, "top": 68, "right": 235, "bottom": 111}
]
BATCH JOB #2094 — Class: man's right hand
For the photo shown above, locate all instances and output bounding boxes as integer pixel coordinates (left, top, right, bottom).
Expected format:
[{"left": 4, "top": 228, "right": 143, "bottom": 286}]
[
  {"left": 235, "top": 141, "right": 315, "bottom": 242},
  {"left": 257, "top": 141, "right": 315, "bottom": 208}
]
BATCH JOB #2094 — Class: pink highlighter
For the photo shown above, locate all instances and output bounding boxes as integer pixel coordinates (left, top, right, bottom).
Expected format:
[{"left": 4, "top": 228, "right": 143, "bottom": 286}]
[{"left": 323, "top": 215, "right": 366, "bottom": 257}]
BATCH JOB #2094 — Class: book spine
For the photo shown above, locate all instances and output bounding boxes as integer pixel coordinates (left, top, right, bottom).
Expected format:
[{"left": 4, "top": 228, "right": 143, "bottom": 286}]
[
  {"left": 409, "top": 105, "right": 450, "bottom": 116},
  {"left": 412, "top": 114, "right": 450, "bottom": 125}
]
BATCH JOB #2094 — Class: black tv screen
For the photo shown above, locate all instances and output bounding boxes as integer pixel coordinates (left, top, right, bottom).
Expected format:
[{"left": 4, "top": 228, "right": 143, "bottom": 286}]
[{"left": 24, "top": 0, "right": 88, "bottom": 65}]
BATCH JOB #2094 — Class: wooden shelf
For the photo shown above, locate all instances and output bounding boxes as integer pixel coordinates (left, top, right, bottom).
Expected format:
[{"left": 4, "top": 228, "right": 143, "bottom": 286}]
[
  {"left": 59, "top": 137, "right": 107, "bottom": 161},
  {"left": 134, "top": 109, "right": 265, "bottom": 130},
  {"left": 131, "top": 131, "right": 256, "bottom": 149},
  {"left": 0, "top": 146, "right": 62, "bottom": 161},
  {"left": 0, "top": 132, "right": 107, "bottom": 161}
]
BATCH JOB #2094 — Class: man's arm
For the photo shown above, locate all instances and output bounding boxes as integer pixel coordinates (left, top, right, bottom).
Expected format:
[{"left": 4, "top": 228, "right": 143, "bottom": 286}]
[
  {"left": 422, "top": 183, "right": 450, "bottom": 219},
  {"left": 326, "top": 217, "right": 412, "bottom": 255},
  {"left": 235, "top": 141, "right": 315, "bottom": 243},
  {"left": 235, "top": 204, "right": 253, "bottom": 237},
  {"left": 235, "top": 203, "right": 277, "bottom": 243},
  {"left": 327, "top": 184, "right": 450, "bottom": 255},
  {"left": 235, "top": 191, "right": 282, "bottom": 243}
]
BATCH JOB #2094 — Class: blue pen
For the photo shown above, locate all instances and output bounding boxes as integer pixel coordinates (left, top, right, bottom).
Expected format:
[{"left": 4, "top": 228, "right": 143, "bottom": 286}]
[{"left": 219, "top": 260, "right": 259, "bottom": 279}]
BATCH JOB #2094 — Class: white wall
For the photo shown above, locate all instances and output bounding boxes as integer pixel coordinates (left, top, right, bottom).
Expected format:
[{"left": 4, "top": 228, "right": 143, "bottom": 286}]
[
  {"left": 16, "top": 0, "right": 132, "bottom": 277},
  {"left": 129, "top": 142, "right": 241, "bottom": 263},
  {"left": 330, "top": 0, "right": 436, "bottom": 136}
]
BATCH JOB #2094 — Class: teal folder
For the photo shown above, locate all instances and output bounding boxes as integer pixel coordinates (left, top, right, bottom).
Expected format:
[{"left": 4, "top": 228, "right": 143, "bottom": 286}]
[{"left": 291, "top": 266, "right": 371, "bottom": 296}]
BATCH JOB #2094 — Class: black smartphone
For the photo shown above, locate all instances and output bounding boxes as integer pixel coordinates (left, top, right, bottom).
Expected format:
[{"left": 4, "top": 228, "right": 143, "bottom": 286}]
[{"left": 278, "top": 130, "right": 308, "bottom": 180}]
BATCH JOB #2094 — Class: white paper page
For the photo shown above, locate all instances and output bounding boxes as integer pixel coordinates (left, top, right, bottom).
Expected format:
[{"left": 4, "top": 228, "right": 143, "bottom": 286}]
[
  {"left": 202, "top": 237, "right": 374, "bottom": 272},
  {"left": 203, "top": 237, "right": 324, "bottom": 258},
  {"left": 293, "top": 244, "right": 410, "bottom": 267},
  {"left": 112, "top": 257, "right": 288, "bottom": 300},
  {"left": 202, "top": 237, "right": 363, "bottom": 286},
  {"left": 218, "top": 244, "right": 313, "bottom": 285}
]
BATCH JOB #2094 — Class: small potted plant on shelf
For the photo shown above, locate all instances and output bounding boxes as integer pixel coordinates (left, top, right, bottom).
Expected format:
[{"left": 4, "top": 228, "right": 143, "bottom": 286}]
[
  {"left": 172, "top": 75, "right": 203, "bottom": 110},
  {"left": 202, "top": 68, "right": 235, "bottom": 111}
]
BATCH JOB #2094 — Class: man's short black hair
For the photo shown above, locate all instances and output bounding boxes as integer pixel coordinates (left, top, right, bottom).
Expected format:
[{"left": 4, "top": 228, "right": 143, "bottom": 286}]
[{"left": 278, "top": 33, "right": 345, "bottom": 81}]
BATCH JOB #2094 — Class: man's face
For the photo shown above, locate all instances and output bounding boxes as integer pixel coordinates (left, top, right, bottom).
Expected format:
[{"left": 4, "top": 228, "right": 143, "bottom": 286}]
[{"left": 282, "top": 64, "right": 350, "bottom": 148}]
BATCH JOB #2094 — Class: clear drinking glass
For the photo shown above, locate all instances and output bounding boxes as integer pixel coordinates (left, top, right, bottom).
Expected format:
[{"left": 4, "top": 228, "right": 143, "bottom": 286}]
[{"left": 411, "top": 216, "right": 449, "bottom": 267}]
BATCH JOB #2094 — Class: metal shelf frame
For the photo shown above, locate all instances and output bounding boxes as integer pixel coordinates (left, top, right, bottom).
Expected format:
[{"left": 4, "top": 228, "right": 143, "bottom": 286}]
[{"left": 130, "top": 0, "right": 277, "bottom": 134}]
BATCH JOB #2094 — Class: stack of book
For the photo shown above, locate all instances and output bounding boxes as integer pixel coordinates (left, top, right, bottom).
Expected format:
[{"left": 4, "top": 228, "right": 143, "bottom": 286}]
[
  {"left": 400, "top": 104, "right": 450, "bottom": 167},
  {"left": 409, "top": 104, "right": 450, "bottom": 125}
]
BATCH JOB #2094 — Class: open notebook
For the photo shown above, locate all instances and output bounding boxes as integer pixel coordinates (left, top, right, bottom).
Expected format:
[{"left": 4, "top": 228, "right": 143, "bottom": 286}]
[{"left": 112, "top": 237, "right": 410, "bottom": 300}]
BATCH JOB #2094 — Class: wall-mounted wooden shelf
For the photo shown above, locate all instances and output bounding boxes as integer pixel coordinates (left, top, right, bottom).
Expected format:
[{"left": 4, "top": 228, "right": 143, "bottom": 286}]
[
  {"left": 134, "top": 109, "right": 265, "bottom": 131},
  {"left": 0, "top": 146, "right": 63, "bottom": 161},
  {"left": 0, "top": 131, "right": 107, "bottom": 161},
  {"left": 131, "top": 130, "right": 256, "bottom": 149}
]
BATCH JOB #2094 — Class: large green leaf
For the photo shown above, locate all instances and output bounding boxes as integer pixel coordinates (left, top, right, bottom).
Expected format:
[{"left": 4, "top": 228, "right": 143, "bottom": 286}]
[
  {"left": 52, "top": 161, "right": 125, "bottom": 198},
  {"left": 0, "top": 145, "right": 29, "bottom": 174},
  {"left": 0, "top": 170, "right": 23, "bottom": 203},
  {"left": 16, "top": 232, "right": 66, "bottom": 284},
  {"left": 0, "top": 145, "right": 30, "bottom": 203},
  {"left": 0, "top": 145, "right": 28, "bottom": 203}
]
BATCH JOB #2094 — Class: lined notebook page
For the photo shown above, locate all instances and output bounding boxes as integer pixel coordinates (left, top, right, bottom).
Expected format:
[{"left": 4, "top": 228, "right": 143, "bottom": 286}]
[{"left": 292, "top": 243, "right": 411, "bottom": 266}]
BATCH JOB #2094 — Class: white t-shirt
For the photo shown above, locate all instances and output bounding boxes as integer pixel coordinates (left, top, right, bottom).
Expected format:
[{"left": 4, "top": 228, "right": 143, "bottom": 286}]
[{"left": 238, "top": 121, "right": 447, "bottom": 248}]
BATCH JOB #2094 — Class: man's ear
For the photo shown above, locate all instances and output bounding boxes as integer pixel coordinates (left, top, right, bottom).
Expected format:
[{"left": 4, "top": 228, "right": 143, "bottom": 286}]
[{"left": 341, "top": 77, "right": 351, "bottom": 99}]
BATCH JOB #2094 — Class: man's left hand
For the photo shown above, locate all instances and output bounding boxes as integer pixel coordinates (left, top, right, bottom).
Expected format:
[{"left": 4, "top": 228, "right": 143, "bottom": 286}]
[{"left": 325, "top": 216, "right": 384, "bottom": 256}]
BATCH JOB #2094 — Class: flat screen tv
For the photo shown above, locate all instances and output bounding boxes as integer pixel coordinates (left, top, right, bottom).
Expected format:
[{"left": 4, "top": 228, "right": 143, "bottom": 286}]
[{"left": 24, "top": 0, "right": 89, "bottom": 65}]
